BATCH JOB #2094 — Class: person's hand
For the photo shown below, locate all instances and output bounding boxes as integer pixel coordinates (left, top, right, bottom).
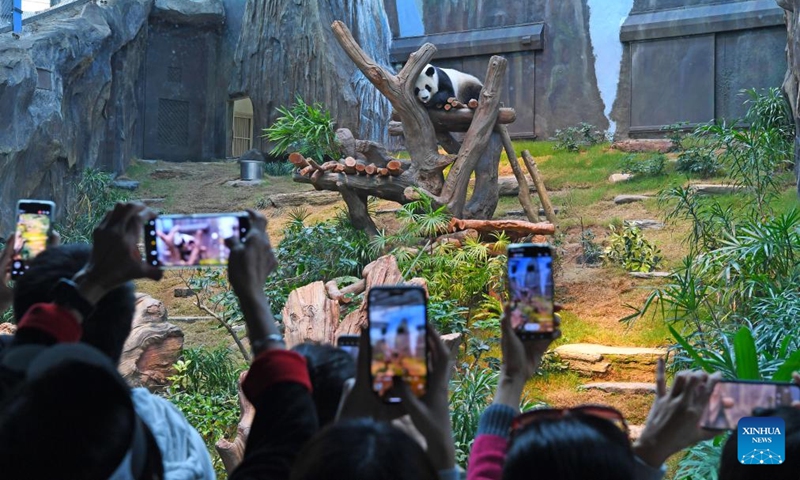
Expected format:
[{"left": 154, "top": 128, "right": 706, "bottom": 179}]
[
  {"left": 633, "top": 359, "right": 721, "bottom": 467},
  {"left": 0, "top": 233, "right": 14, "bottom": 313},
  {"left": 226, "top": 210, "right": 280, "bottom": 356},
  {"left": 226, "top": 209, "right": 277, "bottom": 300},
  {"left": 494, "top": 306, "right": 560, "bottom": 410},
  {"left": 336, "top": 327, "right": 406, "bottom": 423},
  {"left": 73, "top": 203, "right": 162, "bottom": 305},
  {"left": 394, "top": 324, "right": 456, "bottom": 470}
]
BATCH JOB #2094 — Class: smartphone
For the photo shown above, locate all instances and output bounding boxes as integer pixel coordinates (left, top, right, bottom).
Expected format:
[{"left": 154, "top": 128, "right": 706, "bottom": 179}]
[
  {"left": 507, "top": 243, "right": 556, "bottom": 339},
  {"left": 144, "top": 213, "right": 250, "bottom": 268},
  {"left": 700, "top": 380, "right": 800, "bottom": 430},
  {"left": 337, "top": 334, "right": 360, "bottom": 361},
  {"left": 11, "top": 200, "right": 55, "bottom": 278},
  {"left": 368, "top": 285, "right": 428, "bottom": 403}
]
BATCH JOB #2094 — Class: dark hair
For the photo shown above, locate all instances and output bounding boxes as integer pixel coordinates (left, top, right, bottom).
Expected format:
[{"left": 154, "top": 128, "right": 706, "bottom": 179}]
[
  {"left": 503, "top": 414, "right": 636, "bottom": 480},
  {"left": 13, "top": 244, "right": 136, "bottom": 363},
  {"left": 291, "top": 343, "right": 356, "bottom": 426},
  {"left": 719, "top": 407, "right": 800, "bottom": 479},
  {"left": 290, "top": 419, "right": 438, "bottom": 480},
  {"left": 0, "top": 362, "right": 135, "bottom": 479}
]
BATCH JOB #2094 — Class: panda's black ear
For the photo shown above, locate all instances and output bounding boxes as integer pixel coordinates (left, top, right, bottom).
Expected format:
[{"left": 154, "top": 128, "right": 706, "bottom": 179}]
[{"left": 425, "top": 66, "right": 436, "bottom": 77}]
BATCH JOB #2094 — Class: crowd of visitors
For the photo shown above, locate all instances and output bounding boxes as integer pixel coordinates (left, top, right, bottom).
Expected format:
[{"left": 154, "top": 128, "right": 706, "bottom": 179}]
[{"left": 0, "top": 201, "right": 797, "bottom": 479}]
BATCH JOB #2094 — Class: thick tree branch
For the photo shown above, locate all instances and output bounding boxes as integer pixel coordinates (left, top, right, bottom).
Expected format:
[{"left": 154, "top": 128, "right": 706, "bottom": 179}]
[{"left": 441, "top": 56, "right": 507, "bottom": 216}]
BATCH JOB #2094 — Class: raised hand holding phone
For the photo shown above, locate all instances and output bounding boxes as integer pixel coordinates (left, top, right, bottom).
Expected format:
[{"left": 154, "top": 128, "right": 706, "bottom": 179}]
[
  {"left": 507, "top": 243, "right": 556, "bottom": 340},
  {"left": 11, "top": 199, "right": 55, "bottom": 278}
]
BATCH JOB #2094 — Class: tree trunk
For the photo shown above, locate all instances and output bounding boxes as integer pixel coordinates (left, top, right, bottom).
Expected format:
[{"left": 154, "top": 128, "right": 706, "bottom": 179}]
[
  {"left": 282, "top": 281, "right": 340, "bottom": 348},
  {"left": 289, "top": 21, "right": 514, "bottom": 235},
  {"left": 215, "top": 371, "right": 254, "bottom": 474},
  {"left": 522, "top": 150, "right": 558, "bottom": 226}
]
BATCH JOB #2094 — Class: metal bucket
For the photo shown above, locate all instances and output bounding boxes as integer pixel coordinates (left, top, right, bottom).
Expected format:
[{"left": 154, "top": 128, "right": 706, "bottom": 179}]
[{"left": 240, "top": 160, "right": 263, "bottom": 180}]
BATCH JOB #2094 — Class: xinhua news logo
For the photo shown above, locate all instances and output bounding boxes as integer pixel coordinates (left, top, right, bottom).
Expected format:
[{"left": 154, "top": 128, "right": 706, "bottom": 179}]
[{"left": 737, "top": 417, "right": 786, "bottom": 465}]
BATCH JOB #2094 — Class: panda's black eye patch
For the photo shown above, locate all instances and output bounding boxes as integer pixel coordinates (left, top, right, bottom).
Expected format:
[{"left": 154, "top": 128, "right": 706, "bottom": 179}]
[
  {"left": 414, "top": 88, "right": 419, "bottom": 95},
  {"left": 425, "top": 85, "right": 432, "bottom": 92}
]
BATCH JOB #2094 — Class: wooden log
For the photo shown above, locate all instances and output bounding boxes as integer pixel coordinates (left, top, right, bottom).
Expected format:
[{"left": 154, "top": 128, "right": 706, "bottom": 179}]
[
  {"left": 354, "top": 161, "right": 367, "bottom": 175},
  {"left": 325, "top": 278, "right": 367, "bottom": 304},
  {"left": 282, "top": 281, "right": 340, "bottom": 348},
  {"left": 391, "top": 107, "right": 516, "bottom": 126},
  {"left": 468, "top": 99, "right": 478, "bottom": 109},
  {"left": 497, "top": 125, "right": 537, "bottom": 222},
  {"left": 522, "top": 150, "right": 558, "bottom": 226},
  {"left": 288, "top": 152, "right": 309, "bottom": 167},
  {"left": 307, "top": 158, "right": 322, "bottom": 171},
  {"left": 336, "top": 256, "right": 411, "bottom": 337},
  {"left": 118, "top": 293, "right": 184, "bottom": 389},
  {"left": 497, "top": 175, "right": 535, "bottom": 196},
  {"left": 311, "top": 169, "right": 324, "bottom": 183},
  {"left": 334, "top": 164, "right": 346, "bottom": 173},
  {"left": 268, "top": 191, "right": 342, "bottom": 207},
  {"left": 433, "top": 228, "right": 479, "bottom": 248},
  {"left": 299, "top": 165, "right": 314, "bottom": 176},
  {"left": 365, "top": 163, "right": 377, "bottom": 175},
  {"left": 449, "top": 218, "right": 555, "bottom": 236},
  {"left": 443, "top": 103, "right": 452, "bottom": 111},
  {"left": 378, "top": 167, "right": 389, "bottom": 176},
  {"left": 386, "top": 160, "right": 403, "bottom": 176},
  {"left": 343, "top": 156, "right": 357, "bottom": 174},
  {"left": 320, "top": 161, "right": 339, "bottom": 172},
  {"left": 336, "top": 128, "right": 357, "bottom": 157},
  {"left": 215, "top": 371, "right": 254, "bottom": 474}
]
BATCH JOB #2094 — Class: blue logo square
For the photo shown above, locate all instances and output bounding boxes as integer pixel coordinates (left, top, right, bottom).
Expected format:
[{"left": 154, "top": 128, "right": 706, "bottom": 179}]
[{"left": 737, "top": 417, "right": 786, "bottom": 465}]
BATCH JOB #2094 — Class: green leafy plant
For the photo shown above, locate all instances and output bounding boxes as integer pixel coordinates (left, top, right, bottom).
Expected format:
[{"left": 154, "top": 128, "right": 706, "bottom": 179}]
[
  {"left": 676, "top": 436, "right": 726, "bottom": 480},
  {"left": 661, "top": 121, "right": 691, "bottom": 151},
  {"left": 262, "top": 95, "right": 340, "bottom": 161},
  {"left": 449, "top": 366, "right": 545, "bottom": 467},
  {"left": 676, "top": 146, "right": 721, "bottom": 178},
  {"left": 263, "top": 161, "right": 295, "bottom": 177},
  {"left": 620, "top": 153, "right": 666, "bottom": 177},
  {"left": 551, "top": 123, "right": 606, "bottom": 152},
  {"left": 166, "top": 347, "right": 246, "bottom": 478},
  {"left": 602, "top": 224, "right": 662, "bottom": 273},
  {"left": 578, "top": 225, "right": 602, "bottom": 265},
  {"left": 58, "top": 168, "right": 128, "bottom": 243}
]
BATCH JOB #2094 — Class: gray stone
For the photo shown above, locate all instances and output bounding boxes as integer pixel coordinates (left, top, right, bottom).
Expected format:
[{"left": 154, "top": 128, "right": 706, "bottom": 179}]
[
  {"left": 226, "top": 179, "right": 264, "bottom": 187},
  {"left": 629, "top": 271, "right": 671, "bottom": 279},
  {"left": 626, "top": 219, "right": 664, "bottom": 230},
  {"left": 691, "top": 183, "right": 746, "bottom": 195},
  {"left": 612, "top": 139, "right": 674, "bottom": 153},
  {"left": 614, "top": 194, "right": 651, "bottom": 204},
  {"left": 0, "top": 0, "right": 151, "bottom": 234},
  {"left": 609, "top": 173, "right": 634, "bottom": 183},
  {"left": 580, "top": 382, "right": 657, "bottom": 394},
  {"left": 555, "top": 343, "right": 668, "bottom": 365},
  {"left": 239, "top": 148, "right": 265, "bottom": 162},
  {"left": 268, "top": 191, "right": 342, "bottom": 208},
  {"left": 111, "top": 179, "right": 140, "bottom": 191},
  {"left": 152, "top": 0, "right": 225, "bottom": 26},
  {"left": 169, "top": 316, "right": 215, "bottom": 323},
  {"left": 173, "top": 288, "right": 195, "bottom": 298}
]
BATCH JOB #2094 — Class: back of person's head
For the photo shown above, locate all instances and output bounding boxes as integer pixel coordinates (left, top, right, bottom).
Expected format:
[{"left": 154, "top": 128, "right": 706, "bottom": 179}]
[
  {"left": 503, "top": 413, "right": 636, "bottom": 480},
  {"left": 13, "top": 244, "right": 136, "bottom": 363},
  {"left": 0, "top": 361, "right": 138, "bottom": 479},
  {"left": 290, "top": 418, "right": 438, "bottom": 480},
  {"left": 292, "top": 343, "right": 355, "bottom": 426},
  {"left": 719, "top": 407, "right": 800, "bottom": 480}
]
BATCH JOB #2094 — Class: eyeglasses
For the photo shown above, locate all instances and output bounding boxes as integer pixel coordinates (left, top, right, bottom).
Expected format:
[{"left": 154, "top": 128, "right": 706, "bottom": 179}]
[{"left": 511, "top": 405, "right": 629, "bottom": 438}]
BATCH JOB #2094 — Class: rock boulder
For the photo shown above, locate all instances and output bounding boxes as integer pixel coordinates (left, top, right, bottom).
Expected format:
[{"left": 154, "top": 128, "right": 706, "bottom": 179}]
[
  {"left": 118, "top": 293, "right": 184, "bottom": 390},
  {"left": 152, "top": 0, "right": 225, "bottom": 26}
]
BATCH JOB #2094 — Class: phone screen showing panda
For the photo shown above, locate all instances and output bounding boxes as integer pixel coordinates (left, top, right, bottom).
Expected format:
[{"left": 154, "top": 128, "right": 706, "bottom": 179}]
[
  {"left": 507, "top": 243, "right": 555, "bottom": 340},
  {"left": 368, "top": 286, "right": 427, "bottom": 403}
]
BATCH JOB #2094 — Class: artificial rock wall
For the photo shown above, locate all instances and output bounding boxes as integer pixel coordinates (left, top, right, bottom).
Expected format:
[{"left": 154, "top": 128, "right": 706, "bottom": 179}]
[{"left": 0, "top": 0, "right": 152, "bottom": 233}]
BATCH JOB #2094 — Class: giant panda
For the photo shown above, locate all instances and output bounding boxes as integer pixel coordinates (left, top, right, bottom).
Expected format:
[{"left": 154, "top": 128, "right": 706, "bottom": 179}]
[{"left": 414, "top": 64, "right": 483, "bottom": 109}]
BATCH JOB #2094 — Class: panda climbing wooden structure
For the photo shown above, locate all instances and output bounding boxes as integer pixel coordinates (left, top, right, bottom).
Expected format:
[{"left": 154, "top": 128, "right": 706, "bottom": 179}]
[{"left": 414, "top": 64, "right": 483, "bottom": 109}]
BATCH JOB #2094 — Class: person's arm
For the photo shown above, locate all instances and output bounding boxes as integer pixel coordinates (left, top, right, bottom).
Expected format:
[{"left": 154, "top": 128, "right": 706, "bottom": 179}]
[
  {"left": 467, "top": 311, "right": 559, "bottom": 480},
  {"left": 225, "top": 210, "right": 319, "bottom": 480},
  {"left": 13, "top": 203, "right": 162, "bottom": 345},
  {"left": 632, "top": 360, "right": 720, "bottom": 478}
]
